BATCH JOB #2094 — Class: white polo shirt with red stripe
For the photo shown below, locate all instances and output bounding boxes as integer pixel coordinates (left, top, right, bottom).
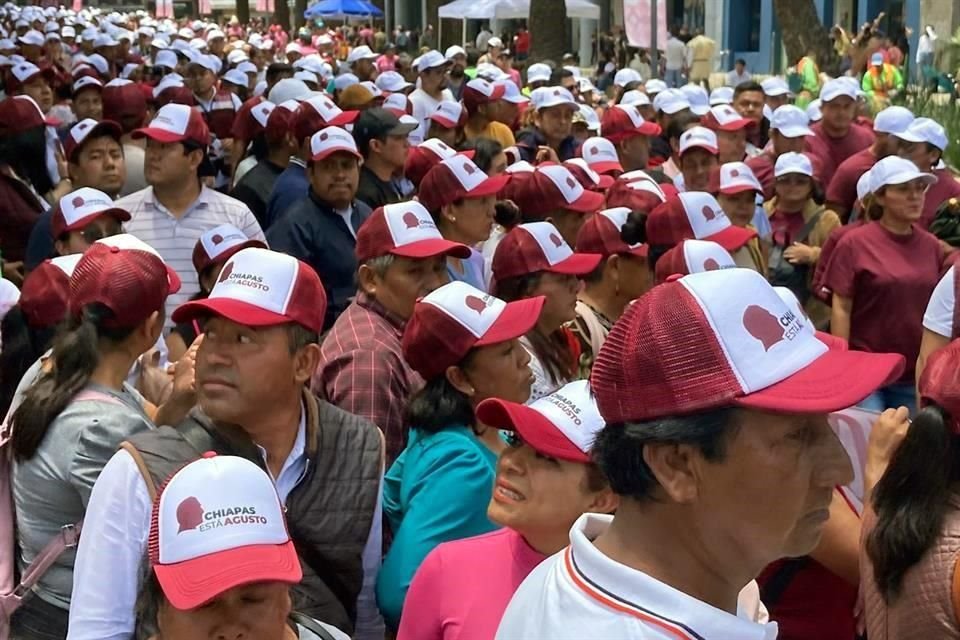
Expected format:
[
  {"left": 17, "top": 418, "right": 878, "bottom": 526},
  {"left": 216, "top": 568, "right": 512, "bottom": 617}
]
[{"left": 496, "top": 514, "right": 778, "bottom": 640}]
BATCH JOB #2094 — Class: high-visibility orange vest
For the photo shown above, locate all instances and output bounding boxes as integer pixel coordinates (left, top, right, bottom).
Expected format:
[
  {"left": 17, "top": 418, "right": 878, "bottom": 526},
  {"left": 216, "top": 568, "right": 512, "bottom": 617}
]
[{"left": 868, "top": 65, "right": 896, "bottom": 94}]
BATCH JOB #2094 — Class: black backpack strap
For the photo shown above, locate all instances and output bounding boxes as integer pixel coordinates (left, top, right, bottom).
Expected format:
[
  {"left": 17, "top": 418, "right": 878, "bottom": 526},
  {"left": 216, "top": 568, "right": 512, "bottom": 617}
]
[
  {"left": 795, "top": 207, "right": 826, "bottom": 245},
  {"left": 759, "top": 556, "right": 810, "bottom": 608},
  {"left": 288, "top": 612, "right": 339, "bottom": 640}
]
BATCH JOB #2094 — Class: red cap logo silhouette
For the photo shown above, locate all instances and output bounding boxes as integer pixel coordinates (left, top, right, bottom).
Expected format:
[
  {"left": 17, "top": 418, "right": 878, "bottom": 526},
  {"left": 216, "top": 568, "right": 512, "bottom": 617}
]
[
  {"left": 318, "top": 131, "right": 329, "bottom": 141},
  {"left": 549, "top": 233, "right": 563, "bottom": 248},
  {"left": 565, "top": 176, "right": 577, "bottom": 189},
  {"left": 260, "top": 106, "right": 270, "bottom": 116},
  {"left": 729, "top": 168, "right": 740, "bottom": 177},
  {"left": 464, "top": 295, "right": 486, "bottom": 314},
  {"left": 218, "top": 260, "right": 234, "bottom": 283},
  {"left": 402, "top": 211, "right": 420, "bottom": 229},
  {"left": 176, "top": 496, "right": 204, "bottom": 533},
  {"left": 701, "top": 205, "right": 716, "bottom": 221},
  {"left": 72, "top": 196, "right": 84, "bottom": 208},
  {"left": 742, "top": 305, "right": 785, "bottom": 352},
  {"left": 703, "top": 258, "right": 720, "bottom": 271},
  {"left": 322, "top": 99, "right": 334, "bottom": 111},
  {"left": 590, "top": 146, "right": 599, "bottom": 156},
  {"left": 211, "top": 234, "right": 224, "bottom": 244},
  {"left": 462, "top": 162, "right": 475, "bottom": 175}
]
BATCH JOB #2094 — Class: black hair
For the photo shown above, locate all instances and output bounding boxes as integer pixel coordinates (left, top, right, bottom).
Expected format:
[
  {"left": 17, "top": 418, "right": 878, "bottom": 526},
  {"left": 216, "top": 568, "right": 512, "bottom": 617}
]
[
  {"left": 733, "top": 81, "right": 764, "bottom": 100},
  {"left": 550, "top": 68, "right": 575, "bottom": 85},
  {"left": 248, "top": 131, "right": 269, "bottom": 161},
  {"left": 0, "top": 307, "right": 56, "bottom": 419},
  {"left": 458, "top": 137, "right": 503, "bottom": 174},
  {"left": 403, "top": 358, "right": 475, "bottom": 434},
  {"left": 584, "top": 209, "right": 649, "bottom": 282},
  {"left": 494, "top": 200, "right": 521, "bottom": 229},
  {"left": 266, "top": 62, "right": 294, "bottom": 85},
  {"left": 592, "top": 408, "right": 738, "bottom": 502},
  {"left": 10, "top": 304, "right": 137, "bottom": 461},
  {"left": 867, "top": 404, "right": 960, "bottom": 602},
  {"left": 614, "top": 80, "right": 644, "bottom": 105},
  {"left": 735, "top": 58, "right": 747, "bottom": 66},
  {"left": 286, "top": 323, "right": 319, "bottom": 355},
  {"left": 494, "top": 272, "right": 575, "bottom": 384},
  {"left": 666, "top": 111, "right": 701, "bottom": 144},
  {"left": 0, "top": 125, "right": 53, "bottom": 197}
]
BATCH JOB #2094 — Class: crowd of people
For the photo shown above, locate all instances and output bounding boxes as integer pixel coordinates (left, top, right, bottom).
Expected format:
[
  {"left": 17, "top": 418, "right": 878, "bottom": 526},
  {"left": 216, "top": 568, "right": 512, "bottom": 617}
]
[{"left": 0, "top": 3, "right": 958, "bottom": 640}]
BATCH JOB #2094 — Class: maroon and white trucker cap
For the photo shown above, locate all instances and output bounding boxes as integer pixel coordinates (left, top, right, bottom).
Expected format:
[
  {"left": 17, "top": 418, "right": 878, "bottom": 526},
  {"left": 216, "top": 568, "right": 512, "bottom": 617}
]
[{"left": 354, "top": 201, "right": 471, "bottom": 263}]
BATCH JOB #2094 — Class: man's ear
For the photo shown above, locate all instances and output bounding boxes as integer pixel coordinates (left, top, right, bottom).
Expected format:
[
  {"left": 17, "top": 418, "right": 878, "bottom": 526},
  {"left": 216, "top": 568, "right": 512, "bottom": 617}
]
[
  {"left": 357, "top": 263, "right": 378, "bottom": 297},
  {"left": 292, "top": 342, "right": 321, "bottom": 385},
  {"left": 642, "top": 442, "right": 703, "bottom": 504}
]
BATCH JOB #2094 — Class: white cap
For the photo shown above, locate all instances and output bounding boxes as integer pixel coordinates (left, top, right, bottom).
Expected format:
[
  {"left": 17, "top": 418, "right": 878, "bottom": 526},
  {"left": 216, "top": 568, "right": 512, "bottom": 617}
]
[
  {"left": 774, "top": 151, "right": 813, "bottom": 178},
  {"left": 653, "top": 88, "right": 690, "bottom": 115},
  {"left": 645, "top": 79, "right": 668, "bottom": 94},
  {"left": 577, "top": 104, "right": 600, "bottom": 131},
  {"left": 680, "top": 239, "right": 737, "bottom": 274},
  {"left": 869, "top": 156, "right": 936, "bottom": 193},
  {"left": 444, "top": 45, "right": 466, "bottom": 60},
  {"left": 376, "top": 70, "right": 412, "bottom": 92},
  {"left": 267, "top": 78, "right": 317, "bottom": 104},
  {"left": 577, "top": 76, "right": 596, "bottom": 94},
  {"left": 613, "top": 67, "right": 642, "bottom": 87},
  {"left": 152, "top": 75, "right": 184, "bottom": 99},
  {"left": 709, "top": 86, "right": 734, "bottom": 105},
  {"left": 382, "top": 92, "right": 410, "bottom": 115},
  {"left": 45, "top": 31, "right": 60, "bottom": 42},
  {"left": 189, "top": 37, "right": 207, "bottom": 51},
  {"left": 620, "top": 89, "right": 650, "bottom": 107},
  {"left": 155, "top": 49, "right": 178, "bottom": 70},
  {"left": 821, "top": 78, "right": 858, "bottom": 103},
  {"left": 309, "top": 126, "right": 361, "bottom": 162},
  {"left": 761, "top": 77, "right": 792, "bottom": 97},
  {"left": 806, "top": 99, "right": 822, "bottom": 122},
  {"left": 487, "top": 36, "right": 503, "bottom": 48},
  {"left": 871, "top": 52, "right": 885, "bottom": 66},
  {"left": 73, "top": 75, "right": 103, "bottom": 93},
  {"left": 93, "top": 33, "right": 118, "bottom": 48},
  {"left": 415, "top": 49, "right": 449, "bottom": 72},
  {"left": 530, "top": 86, "right": 577, "bottom": 111},
  {"left": 224, "top": 68, "right": 250, "bottom": 87},
  {"left": 226, "top": 48, "right": 249, "bottom": 65},
  {"left": 770, "top": 105, "right": 813, "bottom": 138},
  {"left": 250, "top": 100, "right": 275, "bottom": 128},
  {"left": 57, "top": 187, "right": 126, "bottom": 232},
  {"left": 896, "top": 117, "right": 948, "bottom": 151},
  {"left": 17, "top": 29, "right": 43, "bottom": 46},
  {"left": 237, "top": 61, "right": 258, "bottom": 75},
  {"left": 206, "top": 28, "right": 225, "bottom": 41},
  {"left": 294, "top": 70, "right": 319, "bottom": 85},
  {"left": 856, "top": 171, "right": 873, "bottom": 202},
  {"left": 285, "top": 42, "right": 300, "bottom": 55},
  {"left": 873, "top": 106, "right": 914, "bottom": 136},
  {"left": 314, "top": 34, "right": 332, "bottom": 46},
  {"left": 189, "top": 53, "right": 221, "bottom": 74},
  {"left": 62, "top": 25, "right": 76, "bottom": 39},
  {"left": 347, "top": 45, "right": 377, "bottom": 63},
  {"left": 679, "top": 126, "right": 718, "bottom": 155},
  {"left": 430, "top": 101, "right": 464, "bottom": 128},
  {"left": 333, "top": 73, "right": 359, "bottom": 91},
  {"left": 680, "top": 84, "right": 710, "bottom": 116},
  {"left": 526, "top": 62, "right": 552, "bottom": 84},
  {"left": 580, "top": 136, "right": 620, "bottom": 172},
  {"left": 719, "top": 162, "right": 762, "bottom": 194}
]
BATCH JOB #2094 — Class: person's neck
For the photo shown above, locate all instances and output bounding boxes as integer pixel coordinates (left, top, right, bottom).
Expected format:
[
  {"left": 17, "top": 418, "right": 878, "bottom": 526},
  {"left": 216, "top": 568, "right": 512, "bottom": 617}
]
[
  {"left": 579, "top": 286, "right": 627, "bottom": 323},
  {"left": 467, "top": 113, "right": 489, "bottom": 132},
  {"left": 543, "top": 131, "right": 565, "bottom": 150},
  {"left": 879, "top": 214, "right": 913, "bottom": 235},
  {"left": 592, "top": 502, "right": 750, "bottom": 614},
  {"left": 821, "top": 122, "right": 850, "bottom": 139},
  {"left": 196, "top": 86, "right": 216, "bottom": 102},
  {"left": 520, "top": 526, "right": 572, "bottom": 556},
  {"left": 535, "top": 317, "right": 562, "bottom": 336},
  {"left": 242, "top": 390, "right": 303, "bottom": 478},
  {"left": 153, "top": 179, "right": 202, "bottom": 217},
  {"left": 267, "top": 148, "right": 291, "bottom": 168},
  {"left": 777, "top": 196, "right": 807, "bottom": 214},
  {"left": 423, "top": 84, "right": 443, "bottom": 99},
  {"left": 364, "top": 155, "right": 396, "bottom": 182},
  {"left": 439, "top": 219, "right": 473, "bottom": 246},
  {"left": 88, "top": 347, "right": 140, "bottom": 391}
]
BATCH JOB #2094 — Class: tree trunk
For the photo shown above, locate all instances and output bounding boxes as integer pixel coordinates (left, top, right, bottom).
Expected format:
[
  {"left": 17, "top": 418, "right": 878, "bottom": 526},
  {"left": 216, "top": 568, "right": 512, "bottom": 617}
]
[
  {"left": 236, "top": 0, "right": 250, "bottom": 25},
  {"left": 772, "top": 0, "right": 841, "bottom": 75},
  {"left": 530, "top": 0, "right": 567, "bottom": 64},
  {"left": 294, "top": 0, "right": 307, "bottom": 30},
  {"left": 276, "top": 1, "right": 290, "bottom": 33}
]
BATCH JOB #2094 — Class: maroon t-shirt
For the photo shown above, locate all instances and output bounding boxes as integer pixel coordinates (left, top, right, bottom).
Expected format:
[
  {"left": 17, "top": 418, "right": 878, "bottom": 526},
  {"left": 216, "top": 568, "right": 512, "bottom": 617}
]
[
  {"left": 757, "top": 558, "right": 856, "bottom": 640},
  {"left": 746, "top": 152, "right": 776, "bottom": 201},
  {"left": 920, "top": 168, "right": 960, "bottom": 230},
  {"left": 805, "top": 122, "right": 875, "bottom": 186},
  {"left": 826, "top": 147, "right": 877, "bottom": 213},
  {"left": 769, "top": 208, "right": 806, "bottom": 245},
  {"left": 824, "top": 221, "right": 941, "bottom": 381}
]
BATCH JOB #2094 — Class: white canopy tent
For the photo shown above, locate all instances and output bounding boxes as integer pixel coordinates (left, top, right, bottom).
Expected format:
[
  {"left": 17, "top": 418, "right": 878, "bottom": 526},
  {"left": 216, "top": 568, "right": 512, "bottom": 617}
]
[{"left": 437, "top": 0, "right": 600, "bottom": 53}]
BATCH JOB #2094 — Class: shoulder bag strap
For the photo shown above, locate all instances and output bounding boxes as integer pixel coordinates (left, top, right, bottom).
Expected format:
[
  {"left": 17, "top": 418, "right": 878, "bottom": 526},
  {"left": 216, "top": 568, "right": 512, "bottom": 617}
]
[
  {"left": 118, "top": 441, "right": 158, "bottom": 502},
  {"left": 795, "top": 207, "right": 826, "bottom": 245},
  {"left": 288, "top": 612, "right": 339, "bottom": 640}
]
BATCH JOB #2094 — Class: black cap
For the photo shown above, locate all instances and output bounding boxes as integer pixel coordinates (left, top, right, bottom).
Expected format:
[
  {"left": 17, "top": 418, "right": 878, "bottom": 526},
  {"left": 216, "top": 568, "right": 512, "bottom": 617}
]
[{"left": 351, "top": 107, "right": 418, "bottom": 155}]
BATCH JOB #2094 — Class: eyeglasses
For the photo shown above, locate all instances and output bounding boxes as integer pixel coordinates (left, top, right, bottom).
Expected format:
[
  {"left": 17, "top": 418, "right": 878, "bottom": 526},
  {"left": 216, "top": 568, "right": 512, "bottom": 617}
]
[{"left": 81, "top": 221, "right": 122, "bottom": 244}]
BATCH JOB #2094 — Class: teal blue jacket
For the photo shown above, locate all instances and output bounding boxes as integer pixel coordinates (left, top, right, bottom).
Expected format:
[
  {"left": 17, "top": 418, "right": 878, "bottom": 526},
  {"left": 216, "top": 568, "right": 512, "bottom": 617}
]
[{"left": 375, "top": 425, "right": 499, "bottom": 630}]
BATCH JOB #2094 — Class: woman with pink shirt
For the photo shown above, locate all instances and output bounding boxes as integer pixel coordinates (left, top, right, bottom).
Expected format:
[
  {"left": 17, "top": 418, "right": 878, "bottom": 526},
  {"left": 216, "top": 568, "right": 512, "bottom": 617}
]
[{"left": 396, "top": 380, "right": 617, "bottom": 640}]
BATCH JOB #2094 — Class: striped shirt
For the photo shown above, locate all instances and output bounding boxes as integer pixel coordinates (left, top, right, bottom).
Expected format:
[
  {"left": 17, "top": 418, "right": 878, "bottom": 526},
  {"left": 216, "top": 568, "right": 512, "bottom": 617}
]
[{"left": 117, "top": 185, "right": 266, "bottom": 328}]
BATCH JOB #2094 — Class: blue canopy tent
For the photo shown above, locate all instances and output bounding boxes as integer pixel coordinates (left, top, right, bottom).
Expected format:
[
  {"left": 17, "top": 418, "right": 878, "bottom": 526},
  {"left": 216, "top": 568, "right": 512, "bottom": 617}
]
[{"left": 304, "top": 0, "right": 383, "bottom": 20}]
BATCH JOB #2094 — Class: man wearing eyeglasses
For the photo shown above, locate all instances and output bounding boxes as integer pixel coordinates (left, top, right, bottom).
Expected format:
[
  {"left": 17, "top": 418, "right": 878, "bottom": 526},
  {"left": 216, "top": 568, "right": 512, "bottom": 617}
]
[{"left": 24, "top": 118, "right": 128, "bottom": 272}]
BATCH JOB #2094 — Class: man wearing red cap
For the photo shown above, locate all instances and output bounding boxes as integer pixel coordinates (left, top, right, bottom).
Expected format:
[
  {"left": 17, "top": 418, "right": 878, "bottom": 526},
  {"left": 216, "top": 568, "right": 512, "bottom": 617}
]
[
  {"left": 702, "top": 104, "right": 754, "bottom": 163},
  {"left": 231, "top": 100, "right": 296, "bottom": 228},
  {"left": 462, "top": 78, "right": 515, "bottom": 149},
  {"left": 101, "top": 79, "right": 149, "bottom": 197},
  {"left": 599, "top": 104, "right": 662, "bottom": 174},
  {"left": 70, "top": 248, "right": 385, "bottom": 640},
  {"left": 314, "top": 200, "right": 468, "bottom": 464},
  {"left": 497, "top": 268, "right": 904, "bottom": 640},
  {"left": 267, "top": 127, "right": 372, "bottom": 331},
  {"left": 115, "top": 103, "right": 264, "bottom": 327}
]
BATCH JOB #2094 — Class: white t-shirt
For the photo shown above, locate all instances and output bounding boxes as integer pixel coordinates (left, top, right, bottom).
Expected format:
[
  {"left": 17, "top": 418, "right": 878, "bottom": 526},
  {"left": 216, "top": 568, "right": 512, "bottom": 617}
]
[
  {"left": 496, "top": 513, "right": 778, "bottom": 640},
  {"left": 664, "top": 37, "right": 688, "bottom": 71},
  {"left": 923, "top": 266, "right": 955, "bottom": 338},
  {"left": 409, "top": 87, "right": 454, "bottom": 143}
]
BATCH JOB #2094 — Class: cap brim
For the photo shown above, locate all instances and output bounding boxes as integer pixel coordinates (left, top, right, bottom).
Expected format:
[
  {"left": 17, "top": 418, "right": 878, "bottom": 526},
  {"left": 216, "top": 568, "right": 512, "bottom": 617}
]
[
  {"left": 391, "top": 238, "right": 472, "bottom": 260},
  {"left": 172, "top": 296, "right": 292, "bottom": 327},
  {"left": 388, "top": 121, "right": 419, "bottom": 136},
  {"left": 165, "top": 265, "right": 182, "bottom": 294},
  {"left": 681, "top": 143, "right": 719, "bottom": 156},
  {"left": 547, "top": 252, "right": 603, "bottom": 275},
  {"left": 132, "top": 127, "right": 188, "bottom": 143},
  {"left": 690, "top": 106, "right": 710, "bottom": 116},
  {"left": 429, "top": 115, "right": 457, "bottom": 128},
  {"left": 503, "top": 94, "right": 530, "bottom": 104},
  {"left": 595, "top": 175, "right": 616, "bottom": 190},
  {"left": 734, "top": 349, "right": 904, "bottom": 414},
  {"left": 476, "top": 295, "right": 544, "bottom": 346},
  {"left": 714, "top": 120, "right": 752, "bottom": 132},
  {"left": 882, "top": 170, "right": 938, "bottom": 186},
  {"left": 63, "top": 207, "right": 132, "bottom": 234},
  {"left": 588, "top": 160, "right": 624, "bottom": 175},
  {"left": 329, "top": 109, "right": 359, "bottom": 126},
  {"left": 815, "top": 330, "right": 848, "bottom": 351},
  {"left": 310, "top": 146, "right": 362, "bottom": 162},
  {"left": 719, "top": 184, "right": 760, "bottom": 195},
  {"left": 776, "top": 125, "right": 814, "bottom": 138},
  {"left": 466, "top": 173, "right": 511, "bottom": 198},
  {"left": 153, "top": 541, "right": 302, "bottom": 611},
  {"left": 476, "top": 398, "right": 591, "bottom": 463},
  {"left": 565, "top": 189, "right": 606, "bottom": 213},
  {"left": 705, "top": 224, "right": 757, "bottom": 251}
]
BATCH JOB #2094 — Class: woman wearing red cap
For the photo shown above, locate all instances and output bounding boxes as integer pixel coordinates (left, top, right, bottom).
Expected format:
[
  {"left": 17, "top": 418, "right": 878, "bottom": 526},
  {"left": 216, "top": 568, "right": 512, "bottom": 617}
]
[
  {"left": 7, "top": 234, "right": 180, "bottom": 638},
  {"left": 861, "top": 342, "right": 960, "bottom": 639},
  {"left": 825, "top": 156, "right": 943, "bottom": 412},
  {"left": 165, "top": 224, "right": 266, "bottom": 363},
  {"left": 418, "top": 156, "right": 510, "bottom": 291},
  {"left": 376, "top": 281, "right": 543, "bottom": 631},
  {"left": 572, "top": 207, "right": 652, "bottom": 377},
  {"left": 492, "top": 221, "right": 602, "bottom": 401},
  {"left": 397, "top": 381, "right": 617, "bottom": 640}
]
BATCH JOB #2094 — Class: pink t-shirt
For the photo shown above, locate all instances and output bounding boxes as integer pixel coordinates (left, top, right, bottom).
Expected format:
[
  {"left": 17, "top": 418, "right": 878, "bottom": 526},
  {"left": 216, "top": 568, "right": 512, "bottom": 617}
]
[
  {"left": 396, "top": 527, "right": 546, "bottom": 640},
  {"left": 805, "top": 122, "right": 875, "bottom": 186}
]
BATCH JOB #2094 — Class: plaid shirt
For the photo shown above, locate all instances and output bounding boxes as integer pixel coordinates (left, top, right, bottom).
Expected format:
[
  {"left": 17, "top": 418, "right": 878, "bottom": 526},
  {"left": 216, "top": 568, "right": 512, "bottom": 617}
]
[{"left": 314, "top": 292, "right": 423, "bottom": 464}]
